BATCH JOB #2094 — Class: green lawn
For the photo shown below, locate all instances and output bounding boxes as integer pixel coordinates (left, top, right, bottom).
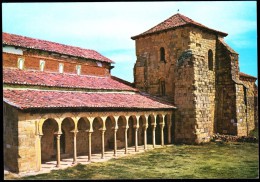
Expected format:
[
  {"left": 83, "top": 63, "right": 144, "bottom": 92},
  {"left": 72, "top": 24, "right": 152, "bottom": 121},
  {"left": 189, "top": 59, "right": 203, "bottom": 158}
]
[{"left": 7, "top": 142, "right": 259, "bottom": 179}]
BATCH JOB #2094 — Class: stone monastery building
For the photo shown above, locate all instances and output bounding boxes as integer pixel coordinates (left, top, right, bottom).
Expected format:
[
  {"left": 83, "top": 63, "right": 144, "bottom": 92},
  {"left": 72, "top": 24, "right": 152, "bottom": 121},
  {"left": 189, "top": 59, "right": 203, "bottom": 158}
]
[{"left": 3, "top": 13, "right": 257, "bottom": 173}]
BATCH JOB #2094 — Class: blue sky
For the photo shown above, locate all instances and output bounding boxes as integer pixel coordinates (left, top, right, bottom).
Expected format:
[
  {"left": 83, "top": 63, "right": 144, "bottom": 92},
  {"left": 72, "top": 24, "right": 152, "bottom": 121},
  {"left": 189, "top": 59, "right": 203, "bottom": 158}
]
[{"left": 2, "top": 2, "right": 257, "bottom": 84}]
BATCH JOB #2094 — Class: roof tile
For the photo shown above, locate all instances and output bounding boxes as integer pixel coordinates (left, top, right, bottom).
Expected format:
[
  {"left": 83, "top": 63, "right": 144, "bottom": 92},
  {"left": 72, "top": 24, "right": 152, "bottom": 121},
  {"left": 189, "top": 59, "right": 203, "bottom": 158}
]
[
  {"left": 3, "top": 32, "right": 113, "bottom": 63},
  {"left": 3, "top": 68, "right": 137, "bottom": 91},
  {"left": 239, "top": 72, "right": 257, "bottom": 80},
  {"left": 131, "top": 13, "right": 228, "bottom": 39},
  {"left": 3, "top": 89, "right": 176, "bottom": 110}
]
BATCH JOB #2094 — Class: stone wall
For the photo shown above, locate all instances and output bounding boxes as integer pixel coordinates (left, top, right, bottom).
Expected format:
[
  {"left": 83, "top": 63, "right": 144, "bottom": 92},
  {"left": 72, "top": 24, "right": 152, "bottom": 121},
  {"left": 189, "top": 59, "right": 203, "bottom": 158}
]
[
  {"left": 215, "top": 38, "right": 257, "bottom": 136},
  {"left": 254, "top": 85, "right": 258, "bottom": 128},
  {"left": 3, "top": 51, "right": 110, "bottom": 76},
  {"left": 174, "top": 50, "right": 196, "bottom": 143},
  {"left": 17, "top": 111, "right": 38, "bottom": 173},
  {"left": 235, "top": 83, "right": 248, "bottom": 136},
  {"left": 215, "top": 38, "right": 238, "bottom": 135},
  {"left": 3, "top": 103, "right": 19, "bottom": 172},
  {"left": 134, "top": 26, "right": 191, "bottom": 102},
  {"left": 188, "top": 28, "right": 217, "bottom": 143},
  {"left": 238, "top": 78, "right": 257, "bottom": 135}
]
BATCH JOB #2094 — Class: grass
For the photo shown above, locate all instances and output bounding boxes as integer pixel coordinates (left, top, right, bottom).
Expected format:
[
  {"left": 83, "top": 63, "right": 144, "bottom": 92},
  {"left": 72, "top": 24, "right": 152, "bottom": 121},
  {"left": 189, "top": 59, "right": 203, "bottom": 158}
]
[{"left": 6, "top": 142, "right": 259, "bottom": 180}]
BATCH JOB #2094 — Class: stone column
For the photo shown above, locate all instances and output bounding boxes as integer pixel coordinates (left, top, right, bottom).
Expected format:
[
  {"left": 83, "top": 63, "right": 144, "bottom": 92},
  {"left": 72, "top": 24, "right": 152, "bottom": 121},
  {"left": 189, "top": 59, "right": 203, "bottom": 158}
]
[
  {"left": 161, "top": 123, "right": 165, "bottom": 146},
  {"left": 36, "top": 134, "right": 43, "bottom": 171},
  {"left": 166, "top": 114, "right": 172, "bottom": 144},
  {"left": 168, "top": 123, "right": 172, "bottom": 144},
  {"left": 152, "top": 125, "right": 156, "bottom": 148},
  {"left": 135, "top": 127, "right": 139, "bottom": 152},
  {"left": 114, "top": 129, "right": 117, "bottom": 157},
  {"left": 124, "top": 127, "right": 128, "bottom": 154},
  {"left": 144, "top": 127, "right": 148, "bottom": 150},
  {"left": 56, "top": 134, "right": 61, "bottom": 167},
  {"left": 101, "top": 129, "right": 105, "bottom": 159},
  {"left": 72, "top": 131, "right": 78, "bottom": 164},
  {"left": 88, "top": 131, "right": 92, "bottom": 162}
]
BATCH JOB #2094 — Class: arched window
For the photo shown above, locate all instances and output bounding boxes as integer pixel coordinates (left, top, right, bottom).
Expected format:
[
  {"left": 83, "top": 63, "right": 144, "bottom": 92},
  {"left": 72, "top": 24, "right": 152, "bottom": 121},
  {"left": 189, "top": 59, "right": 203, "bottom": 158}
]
[
  {"left": 208, "top": 49, "right": 213, "bottom": 71},
  {"left": 17, "top": 58, "right": 24, "bottom": 69},
  {"left": 160, "top": 47, "right": 165, "bottom": 62},
  {"left": 40, "top": 60, "right": 45, "bottom": 71},
  {"left": 76, "top": 65, "right": 81, "bottom": 75},
  {"left": 59, "top": 63, "right": 64, "bottom": 73}
]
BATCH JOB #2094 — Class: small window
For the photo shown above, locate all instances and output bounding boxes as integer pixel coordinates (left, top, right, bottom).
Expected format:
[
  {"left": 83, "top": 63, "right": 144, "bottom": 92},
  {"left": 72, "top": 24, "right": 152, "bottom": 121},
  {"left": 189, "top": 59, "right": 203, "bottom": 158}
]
[
  {"left": 208, "top": 49, "right": 213, "bottom": 71},
  {"left": 243, "top": 86, "right": 247, "bottom": 106},
  {"left": 76, "top": 65, "right": 81, "bottom": 75},
  {"left": 40, "top": 60, "right": 45, "bottom": 71},
  {"left": 17, "top": 58, "right": 24, "bottom": 69},
  {"left": 59, "top": 63, "right": 64, "bottom": 73},
  {"left": 160, "top": 47, "right": 166, "bottom": 62},
  {"left": 97, "top": 62, "right": 102, "bottom": 67}
]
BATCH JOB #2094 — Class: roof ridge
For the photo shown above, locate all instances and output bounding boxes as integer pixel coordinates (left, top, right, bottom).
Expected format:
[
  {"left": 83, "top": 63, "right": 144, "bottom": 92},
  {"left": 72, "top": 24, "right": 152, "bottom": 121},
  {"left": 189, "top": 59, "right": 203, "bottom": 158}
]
[
  {"left": 176, "top": 13, "right": 191, "bottom": 23},
  {"left": 3, "top": 32, "right": 95, "bottom": 52}
]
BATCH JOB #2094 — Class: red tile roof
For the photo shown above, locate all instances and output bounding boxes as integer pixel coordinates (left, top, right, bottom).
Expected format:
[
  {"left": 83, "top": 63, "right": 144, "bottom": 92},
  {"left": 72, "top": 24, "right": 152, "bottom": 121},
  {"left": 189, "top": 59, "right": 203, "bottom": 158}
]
[
  {"left": 3, "top": 68, "right": 137, "bottom": 91},
  {"left": 3, "top": 32, "right": 114, "bottom": 63},
  {"left": 131, "top": 13, "right": 228, "bottom": 40},
  {"left": 239, "top": 72, "right": 257, "bottom": 80},
  {"left": 3, "top": 89, "right": 176, "bottom": 110}
]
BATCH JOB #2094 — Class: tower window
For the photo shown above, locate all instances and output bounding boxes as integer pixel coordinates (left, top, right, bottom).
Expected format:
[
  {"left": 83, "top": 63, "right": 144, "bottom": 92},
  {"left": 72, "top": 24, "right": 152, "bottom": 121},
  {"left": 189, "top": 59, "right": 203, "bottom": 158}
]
[
  {"left": 208, "top": 49, "right": 213, "bottom": 71},
  {"left": 76, "top": 65, "right": 81, "bottom": 75},
  {"left": 17, "top": 58, "right": 24, "bottom": 69},
  {"left": 59, "top": 63, "right": 64, "bottom": 73},
  {"left": 160, "top": 47, "right": 166, "bottom": 62},
  {"left": 40, "top": 60, "right": 45, "bottom": 71}
]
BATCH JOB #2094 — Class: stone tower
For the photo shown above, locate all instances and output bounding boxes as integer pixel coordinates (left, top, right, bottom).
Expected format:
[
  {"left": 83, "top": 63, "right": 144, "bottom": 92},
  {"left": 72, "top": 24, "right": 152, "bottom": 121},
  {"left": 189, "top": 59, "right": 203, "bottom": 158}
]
[{"left": 131, "top": 13, "right": 257, "bottom": 144}]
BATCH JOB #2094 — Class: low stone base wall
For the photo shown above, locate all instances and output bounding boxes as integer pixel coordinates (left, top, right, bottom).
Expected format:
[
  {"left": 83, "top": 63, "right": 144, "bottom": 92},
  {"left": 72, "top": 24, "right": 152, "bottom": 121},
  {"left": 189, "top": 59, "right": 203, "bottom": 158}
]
[{"left": 211, "top": 133, "right": 258, "bottom": 143}]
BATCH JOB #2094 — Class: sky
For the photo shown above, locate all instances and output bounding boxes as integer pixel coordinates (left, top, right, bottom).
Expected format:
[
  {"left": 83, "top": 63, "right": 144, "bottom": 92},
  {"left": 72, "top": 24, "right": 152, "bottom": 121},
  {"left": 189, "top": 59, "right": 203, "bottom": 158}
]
[{"left": 2, "top": 1, "right": 257, "bottom": 84}]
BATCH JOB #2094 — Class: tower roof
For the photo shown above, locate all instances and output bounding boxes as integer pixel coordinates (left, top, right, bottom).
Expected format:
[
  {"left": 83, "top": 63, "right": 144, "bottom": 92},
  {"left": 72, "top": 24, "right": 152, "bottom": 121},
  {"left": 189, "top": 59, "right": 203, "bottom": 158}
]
[{"left": 131, "top": 13, "right": 228, "bottom": 40}]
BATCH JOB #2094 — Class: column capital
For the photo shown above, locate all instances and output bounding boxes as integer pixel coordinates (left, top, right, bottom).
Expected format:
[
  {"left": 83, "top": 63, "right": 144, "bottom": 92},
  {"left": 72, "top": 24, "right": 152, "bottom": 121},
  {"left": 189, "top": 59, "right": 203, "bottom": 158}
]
[
  {"left": 99, "top": 128, "right": 106, "bottom": 132},
  {"left": 54, "top": 131, "right": 62, "bottom": 136},
  {"left": 111, "top": 127, "right": 118, "bottom": 131},
  {"left": 160, "top": 123, "right": 165, "bottom": 128},
  {"left": 36, "top": 133, "right": 43, "bottom": 137},
  {"left": 70, "top": 129, "right": 79, "bottom": 133},
  {"left": 71, "top": 116, "right": 80, "bottom": 122},
  {"left": 86, "top": 129, "right": 93, "bottom": 133}
]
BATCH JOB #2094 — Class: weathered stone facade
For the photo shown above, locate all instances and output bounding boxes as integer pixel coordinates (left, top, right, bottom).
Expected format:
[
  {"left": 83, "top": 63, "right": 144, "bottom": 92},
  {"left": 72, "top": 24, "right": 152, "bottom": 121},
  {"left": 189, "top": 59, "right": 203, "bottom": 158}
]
[{"left": 132, "top": 13, "right": 257, "bottom": 144}]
